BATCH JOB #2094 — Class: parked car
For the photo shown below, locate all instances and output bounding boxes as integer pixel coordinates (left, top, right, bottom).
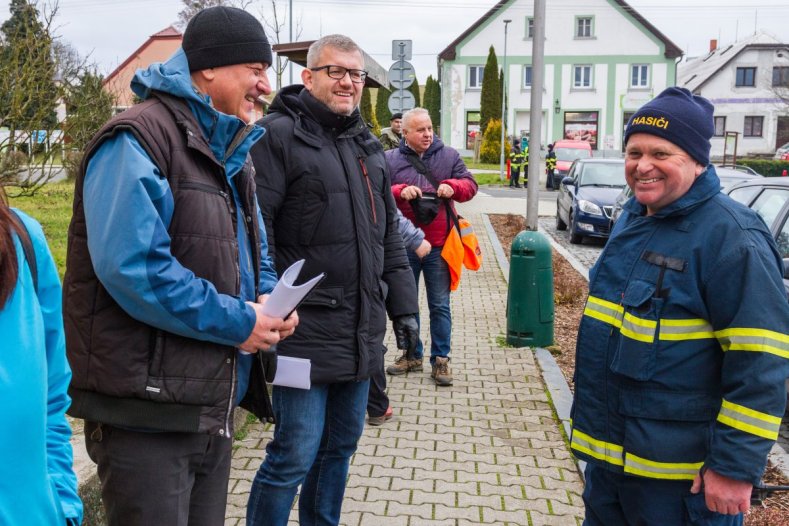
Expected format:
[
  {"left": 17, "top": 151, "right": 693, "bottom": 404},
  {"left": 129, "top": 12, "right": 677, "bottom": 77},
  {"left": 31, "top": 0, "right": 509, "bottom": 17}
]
[
  {"left": 774, "top": 141, "right": 789, "bottom": 160},
  {"left": 724, "top": 177, "right": 789, "bottom": 299},
  {"left": 556, "top": 158, "right": 626, "bottom": 244},
  {"left": 551, "top": 139, "right": 592, "bottom": 188},
  {"left": 609, "top": 166, "right": 764, "bottom": 228},
  {"left": 716, "top": 164, "right": 761, "bottom": 176}
]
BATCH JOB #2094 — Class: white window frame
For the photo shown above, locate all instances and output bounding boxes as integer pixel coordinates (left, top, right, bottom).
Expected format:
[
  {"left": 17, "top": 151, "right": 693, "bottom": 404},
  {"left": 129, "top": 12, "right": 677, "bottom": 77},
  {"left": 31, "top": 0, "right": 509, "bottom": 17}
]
[
  {"left": 575, "top": 16, "right": 593, "bottom": 39},
  {"left": 630, "top": 64, "right": 650, "bottom": 88},
  {"left": 468, "top": 65, "right": 484, "bottom": 89},
  {"left": 573, "top": 65, "right": 593, "bottom": 89},
  {"left": 525, "top": 17, "right": 534, "bottom": 40},
  {"left": 523, "top": 65, "right": 533, "bottom": 89}
]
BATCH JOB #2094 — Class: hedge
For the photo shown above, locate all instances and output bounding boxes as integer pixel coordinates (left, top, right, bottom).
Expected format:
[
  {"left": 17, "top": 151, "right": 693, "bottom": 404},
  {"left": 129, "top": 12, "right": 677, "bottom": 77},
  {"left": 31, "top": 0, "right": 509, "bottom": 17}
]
[{"left": 735, "top": 159, "right": 789, "bottom": 177}]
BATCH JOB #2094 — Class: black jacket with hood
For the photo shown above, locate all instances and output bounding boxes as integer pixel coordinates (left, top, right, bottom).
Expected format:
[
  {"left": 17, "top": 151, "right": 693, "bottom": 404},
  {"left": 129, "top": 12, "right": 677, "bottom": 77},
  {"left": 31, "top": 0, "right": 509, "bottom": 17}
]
[{"left": 250, "top": 86, "right": 418, "bottom": 384}]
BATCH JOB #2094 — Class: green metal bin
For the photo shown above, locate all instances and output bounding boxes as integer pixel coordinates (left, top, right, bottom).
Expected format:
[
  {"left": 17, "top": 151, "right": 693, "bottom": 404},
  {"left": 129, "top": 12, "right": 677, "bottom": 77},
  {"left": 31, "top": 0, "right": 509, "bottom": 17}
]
[{"left": 506, "top": 230, "right": 554, "bottom": 347}]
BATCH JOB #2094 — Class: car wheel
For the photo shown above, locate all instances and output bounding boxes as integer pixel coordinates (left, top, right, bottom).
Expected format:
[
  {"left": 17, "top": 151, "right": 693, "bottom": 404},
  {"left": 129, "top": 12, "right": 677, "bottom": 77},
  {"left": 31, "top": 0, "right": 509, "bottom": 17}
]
[
  {"left": 556, "top": 210, "right": 567, "bottom": 230},
  {"left": 569, "top": 213, "right": 583, "bottom": 244}
]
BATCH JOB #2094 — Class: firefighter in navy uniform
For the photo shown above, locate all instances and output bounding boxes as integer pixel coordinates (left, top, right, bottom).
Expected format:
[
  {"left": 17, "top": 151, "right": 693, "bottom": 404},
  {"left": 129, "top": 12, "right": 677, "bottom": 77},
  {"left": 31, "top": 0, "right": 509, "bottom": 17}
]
[
  {"left": 570, "top": 87, "right": 789, "bottom": 525},
  {"left": 508, "top": 142, "right": 524, "bottom": 188},
  {"left": 545, "top": 143, "right": 556, "bottom": 189}
]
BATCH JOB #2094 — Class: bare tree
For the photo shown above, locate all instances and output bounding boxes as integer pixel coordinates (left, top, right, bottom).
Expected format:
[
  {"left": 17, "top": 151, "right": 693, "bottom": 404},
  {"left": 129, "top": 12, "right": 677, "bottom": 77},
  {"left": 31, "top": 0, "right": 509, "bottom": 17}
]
[
  {"left": 176, "top": 0, "right": 253, "bottom": 29},
  {"left": 257, "top": 0, "right": 302, "bottom": 90}
]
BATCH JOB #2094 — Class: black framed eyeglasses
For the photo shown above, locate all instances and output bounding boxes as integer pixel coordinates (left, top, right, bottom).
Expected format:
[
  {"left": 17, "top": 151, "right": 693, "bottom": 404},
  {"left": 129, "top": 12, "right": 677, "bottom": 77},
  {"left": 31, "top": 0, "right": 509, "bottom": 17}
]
[{"left": 310, "top": 65, "right": 368, "bottom": 84}]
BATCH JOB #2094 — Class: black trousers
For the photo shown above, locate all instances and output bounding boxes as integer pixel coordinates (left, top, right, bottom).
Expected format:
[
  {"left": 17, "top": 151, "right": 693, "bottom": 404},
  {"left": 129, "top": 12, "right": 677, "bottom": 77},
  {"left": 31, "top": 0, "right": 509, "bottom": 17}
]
[
  {"left": 367, "top": 348, "right": 389, "bottom": 417},
  {"left": 509, "top": 168, "right": 520, "bottom": 186},
  {"left": 84, "top": 421, "right": 233, "bottom": 526}
]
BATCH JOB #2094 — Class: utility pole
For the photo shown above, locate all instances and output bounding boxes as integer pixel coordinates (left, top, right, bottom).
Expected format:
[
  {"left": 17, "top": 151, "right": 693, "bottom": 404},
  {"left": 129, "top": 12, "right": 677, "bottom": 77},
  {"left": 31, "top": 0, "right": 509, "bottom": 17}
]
[
  {"left": 498, "top": 19, "right": 512, "bottom": 182},
  {"left": 526, "top": 0, "right": 546, "bottom": 230}
]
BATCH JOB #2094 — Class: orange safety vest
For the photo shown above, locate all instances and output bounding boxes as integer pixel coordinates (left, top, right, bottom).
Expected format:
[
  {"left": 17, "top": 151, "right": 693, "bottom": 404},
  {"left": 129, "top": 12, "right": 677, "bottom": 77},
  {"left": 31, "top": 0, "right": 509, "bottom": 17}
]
[{"left": 441, "top": 217, "right": 482, "bottom": 291}]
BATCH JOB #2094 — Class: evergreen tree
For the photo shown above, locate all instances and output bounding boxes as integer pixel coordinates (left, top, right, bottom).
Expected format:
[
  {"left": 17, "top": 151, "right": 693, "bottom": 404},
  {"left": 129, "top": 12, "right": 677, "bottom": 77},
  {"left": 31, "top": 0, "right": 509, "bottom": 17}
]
[
  {"left": 479, "top": 45, "right": 501, "bottom": 134},
  {"left": 360, "top": 87, "right": 379, "bottom": 136},
  {"left": 375, "top": 86, "right": 392, "bottom": 129},
  {"left": 479, "top": 118, "right": 504, "bottom": 164},
  {"left": 407, "top": 76, "right": 421, "bottom": 108},
  {"left": 424, "top": 75, "right": 441, "bottom": 136}
]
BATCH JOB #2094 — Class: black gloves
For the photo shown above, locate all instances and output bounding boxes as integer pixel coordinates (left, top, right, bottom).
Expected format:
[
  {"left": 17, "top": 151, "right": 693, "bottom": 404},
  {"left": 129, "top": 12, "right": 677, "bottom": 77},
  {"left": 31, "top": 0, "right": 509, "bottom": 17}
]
[
  {"left": 260, "top": 346, "right": 278, "bottom": 383},
  {"left": 393, "top": 314, "right": 419, "bottom": 358}
]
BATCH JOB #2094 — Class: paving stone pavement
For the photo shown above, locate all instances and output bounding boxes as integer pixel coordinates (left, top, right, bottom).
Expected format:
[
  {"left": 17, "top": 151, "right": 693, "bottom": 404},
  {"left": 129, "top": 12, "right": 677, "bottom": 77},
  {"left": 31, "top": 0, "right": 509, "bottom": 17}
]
[{"left": 226, "top": 210, "right": 586, "bottom": 526}]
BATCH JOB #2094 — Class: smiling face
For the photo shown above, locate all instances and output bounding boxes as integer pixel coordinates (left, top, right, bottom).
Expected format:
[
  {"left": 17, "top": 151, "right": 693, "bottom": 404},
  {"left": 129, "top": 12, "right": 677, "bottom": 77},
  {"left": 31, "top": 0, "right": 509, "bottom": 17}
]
[
  {"left": 624, "top": 133, "right": 704, "bottom": 215},
  {"left": 302, "top": 46, "right": 364, "bottom": 116},
  {"left": 403, "top": 113, "right": 434, "bottom": 155},
  {"left": 196, "top": 62, "right": 271, "bottom": 123}
]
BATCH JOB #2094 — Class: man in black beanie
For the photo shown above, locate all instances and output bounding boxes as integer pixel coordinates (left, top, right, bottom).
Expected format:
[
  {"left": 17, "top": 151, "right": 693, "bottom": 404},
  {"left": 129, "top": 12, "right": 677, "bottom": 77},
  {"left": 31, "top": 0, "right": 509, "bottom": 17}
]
[
  {"left": 64, "top": 6, "right": 298, "bottom": 525},
  {"left": 570, "top": 86, "right": 789, "bottom": 525}
]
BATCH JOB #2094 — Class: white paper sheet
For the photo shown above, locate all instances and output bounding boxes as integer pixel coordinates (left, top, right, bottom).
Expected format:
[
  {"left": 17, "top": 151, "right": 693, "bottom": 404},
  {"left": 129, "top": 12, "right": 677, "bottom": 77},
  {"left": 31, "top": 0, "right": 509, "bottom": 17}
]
[
  {"left": 261, "top": 259, "right": 325, "bottom": 319},
  {"left": 272, "top": 356, "right": 312, "bottom": 389}
]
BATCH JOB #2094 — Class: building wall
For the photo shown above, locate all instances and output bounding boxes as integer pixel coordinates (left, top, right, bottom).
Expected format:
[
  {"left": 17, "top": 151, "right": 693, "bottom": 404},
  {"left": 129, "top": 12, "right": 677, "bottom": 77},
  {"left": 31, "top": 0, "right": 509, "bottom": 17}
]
[
  {"left": 699, "top": 47, "right": 789, "bottom": 158},
  {"left": 104, "top": 38, "right": 182, "bottom": 110},
  {"left": 440, "top": 0, "right": 676, "bottom": 155}
]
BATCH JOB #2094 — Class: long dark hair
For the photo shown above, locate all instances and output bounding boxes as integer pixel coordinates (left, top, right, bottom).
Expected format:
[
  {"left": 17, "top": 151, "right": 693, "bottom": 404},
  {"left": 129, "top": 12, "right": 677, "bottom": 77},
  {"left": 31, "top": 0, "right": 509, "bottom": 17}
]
[{"left": 0, "top": 187, "right": 20, "bottom": 309}]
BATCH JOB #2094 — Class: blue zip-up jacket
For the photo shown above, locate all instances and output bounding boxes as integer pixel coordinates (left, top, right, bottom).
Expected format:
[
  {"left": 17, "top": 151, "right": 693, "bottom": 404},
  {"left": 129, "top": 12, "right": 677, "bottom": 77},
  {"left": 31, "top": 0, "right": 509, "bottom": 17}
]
[
  {"left": 570, "top": 166, "right": 789, "bottom": 485},
  {"left": 0, "top": 210, "right": 82, "bottom": 525},
  {"left": 82, "top": 50, "right": 277, "bottom": 402}
]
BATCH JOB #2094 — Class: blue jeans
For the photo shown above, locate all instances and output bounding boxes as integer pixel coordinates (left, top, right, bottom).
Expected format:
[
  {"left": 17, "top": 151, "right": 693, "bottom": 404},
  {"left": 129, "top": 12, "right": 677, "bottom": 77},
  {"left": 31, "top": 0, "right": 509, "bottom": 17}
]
[
  {"left": 408, "top": 249, "right": 451, "bottom": 363},
  {"left": 246, "top": 380, "right": 369, "bottom": 526}
]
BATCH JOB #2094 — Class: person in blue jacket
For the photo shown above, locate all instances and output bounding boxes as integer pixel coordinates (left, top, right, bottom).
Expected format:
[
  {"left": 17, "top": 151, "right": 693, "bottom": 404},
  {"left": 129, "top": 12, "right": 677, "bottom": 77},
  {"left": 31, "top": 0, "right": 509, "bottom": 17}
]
[
  {"left": 62, "top": 7, "right": 297, "bottom": 525},
  {"left": 0, "top": 197, "right": 83, "bottom": 525},
  {"left": 571, "top": 87, "right": 789, "bottom": 525}
]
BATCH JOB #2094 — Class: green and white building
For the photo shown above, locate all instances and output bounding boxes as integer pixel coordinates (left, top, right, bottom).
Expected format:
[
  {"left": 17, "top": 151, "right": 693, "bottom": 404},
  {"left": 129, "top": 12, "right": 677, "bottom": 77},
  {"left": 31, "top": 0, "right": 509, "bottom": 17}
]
[{"left": 438, "top": 0, "right": 681, "bottom": 155}]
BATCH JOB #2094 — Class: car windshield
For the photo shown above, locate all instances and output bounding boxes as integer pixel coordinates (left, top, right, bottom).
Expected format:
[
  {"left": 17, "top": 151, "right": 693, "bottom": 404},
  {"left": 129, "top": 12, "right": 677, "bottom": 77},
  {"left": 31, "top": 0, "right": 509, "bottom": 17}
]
[
  {"left": 556, "top": 148, "right": 592, "bottom": 161},
  {"left": 578, "top": 163, "right": 626, "bottom": 187}
]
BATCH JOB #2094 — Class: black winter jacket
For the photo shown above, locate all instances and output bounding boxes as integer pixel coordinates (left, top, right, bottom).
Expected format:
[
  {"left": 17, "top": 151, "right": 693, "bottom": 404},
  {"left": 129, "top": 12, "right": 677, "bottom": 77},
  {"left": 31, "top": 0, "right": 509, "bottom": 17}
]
[{"left": 251, "top": 86, "right": 418, "bottom": 384}]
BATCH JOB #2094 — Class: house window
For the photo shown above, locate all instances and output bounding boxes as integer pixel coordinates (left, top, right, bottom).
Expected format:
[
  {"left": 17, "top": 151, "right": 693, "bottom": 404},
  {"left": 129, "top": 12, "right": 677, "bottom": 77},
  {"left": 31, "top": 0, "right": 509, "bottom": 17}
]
[
  {"left": 735, "top": 67, "right": 756, "bottom": 87},
  {"left": 468, "top": 66, "right": 484, "bottom": 89},
  {"left": 525, "top": 17, "right": 534, "bottom": 39},
  {"left": 714, "top": 116, "right": 726, "bottom": 137},
  {"left": 630, "top": 64, "right": 649, "bottom": 88},
  {"left": 523, "top": 65, "right": 533, "bottom": 88},
  {"left": 773, "top": 67, "right": 789, "bottom": 87},
  {"left": 576, "top": 16, "right": 593, "bottom": 38},
  {"left": 744, "top": 116, "right": 763, "bottom": 137},
  {"left": 564, "top": 111, "right": 599, "bottom": 149},
  {"left": 573, "top": 65, "right": 592, "bottom": 88}
]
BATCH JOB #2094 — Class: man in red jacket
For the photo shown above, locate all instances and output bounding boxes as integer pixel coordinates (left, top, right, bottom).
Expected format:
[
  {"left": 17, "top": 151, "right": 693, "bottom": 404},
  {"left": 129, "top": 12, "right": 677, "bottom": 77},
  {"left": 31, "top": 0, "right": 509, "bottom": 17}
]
[{"left": 384, "top": 108, "right": 478, "bottom": 385}]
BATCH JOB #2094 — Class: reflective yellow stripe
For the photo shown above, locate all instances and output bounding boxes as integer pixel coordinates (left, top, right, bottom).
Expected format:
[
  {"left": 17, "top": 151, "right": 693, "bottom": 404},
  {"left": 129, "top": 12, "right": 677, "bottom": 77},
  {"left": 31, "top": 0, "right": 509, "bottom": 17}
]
[
  {"left": 716, "top": 328, "right": 789, "bottom": 360},
  {"left": 624, "top": 452, "right": 703, "bottom": 480},
  {"left": 570, "top": 429, "right": 624, "bottom": 467},
  {"left": 659, "top": 318, "right": 715, "bottom": 340},
  {"left": 717, "top": 399, "right": 782, "bottom": 440},
  {"left": 584, "top": 296, "right": 624, "bottom": 327},
  {"left": 620, "top": 312, "right": 657, "bottom": 343}
]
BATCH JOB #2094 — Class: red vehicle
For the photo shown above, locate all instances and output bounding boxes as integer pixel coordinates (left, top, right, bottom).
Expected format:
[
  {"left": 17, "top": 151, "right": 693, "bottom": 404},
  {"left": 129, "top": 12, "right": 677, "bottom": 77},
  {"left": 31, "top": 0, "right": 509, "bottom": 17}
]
[{"left": 550, "top": 139, "right": 592, "bottom": 188}]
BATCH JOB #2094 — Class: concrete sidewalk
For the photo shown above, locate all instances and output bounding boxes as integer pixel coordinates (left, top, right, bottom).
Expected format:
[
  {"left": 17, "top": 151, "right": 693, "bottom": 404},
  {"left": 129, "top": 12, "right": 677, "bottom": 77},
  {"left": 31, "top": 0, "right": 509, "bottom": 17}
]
[{"left": 226, "top": 209, "right": 585, "bottom": 525}]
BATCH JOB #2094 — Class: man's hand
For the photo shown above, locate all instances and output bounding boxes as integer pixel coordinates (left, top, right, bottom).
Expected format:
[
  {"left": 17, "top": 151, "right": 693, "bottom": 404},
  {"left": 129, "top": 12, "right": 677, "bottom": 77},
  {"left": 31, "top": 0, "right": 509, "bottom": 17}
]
[
  {"left": 436, "top": 183, "right": 454, "bottom": 199},
  {"left": 691, "top": 468, "right": 752, "bottom": 515},
  {"left": 239, "top": 302, "right": 285, "bottom": 353},
  {"left": 257, "top": 294, "right": 299, "bottom": 340},
  {"left": 400, "top": 185, "right": 423, "bottom": 201},
  {"left": 393, "top": 314, "right": 419, "bottom": 355},
  {"left": 414, "top": 239, "right": 432, "bottom": 259}
]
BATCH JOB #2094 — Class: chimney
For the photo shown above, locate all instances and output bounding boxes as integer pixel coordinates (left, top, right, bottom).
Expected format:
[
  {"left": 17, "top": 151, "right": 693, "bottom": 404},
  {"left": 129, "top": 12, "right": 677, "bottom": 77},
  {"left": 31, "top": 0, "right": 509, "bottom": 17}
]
[{"left": 710, "top": 39, "right": 718, "bottom": 52}]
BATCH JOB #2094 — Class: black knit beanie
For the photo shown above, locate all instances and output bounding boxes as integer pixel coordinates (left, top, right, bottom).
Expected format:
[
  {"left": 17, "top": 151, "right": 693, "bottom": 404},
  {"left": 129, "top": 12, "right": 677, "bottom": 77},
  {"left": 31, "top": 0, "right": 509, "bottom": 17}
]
[
  {"left": 624, "top": 87, "right": 714, "bottom": 166},
  {"left": 183, "top": 6, "right": 272, "bottom": 72}
]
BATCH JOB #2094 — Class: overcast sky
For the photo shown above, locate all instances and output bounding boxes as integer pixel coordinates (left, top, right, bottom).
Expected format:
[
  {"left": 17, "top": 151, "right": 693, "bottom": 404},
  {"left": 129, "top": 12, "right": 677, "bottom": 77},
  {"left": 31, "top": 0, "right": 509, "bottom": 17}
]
[{"left": 1, "top": 0, "right": 788, "bottom": 83}]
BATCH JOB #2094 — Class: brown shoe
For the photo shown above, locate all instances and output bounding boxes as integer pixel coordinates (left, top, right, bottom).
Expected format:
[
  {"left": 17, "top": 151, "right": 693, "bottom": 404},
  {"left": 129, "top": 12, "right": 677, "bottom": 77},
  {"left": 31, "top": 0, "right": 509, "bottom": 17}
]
[
  {"left": 431, "top": 357, "right": 453, "bottom": 386},
  {"left": 386, "top": 352, "right": 423, "bottom": 375},
  {"left": 367, "top": 406, "right": 393, "bottom": 426}
]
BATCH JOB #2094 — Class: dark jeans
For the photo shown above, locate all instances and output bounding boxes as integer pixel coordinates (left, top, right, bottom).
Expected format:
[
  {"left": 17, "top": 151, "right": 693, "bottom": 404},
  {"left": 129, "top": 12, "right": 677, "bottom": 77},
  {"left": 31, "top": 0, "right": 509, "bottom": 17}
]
[
  {"left": 247, "top": 381, "right": 369, "bottom": 526},
  {"left": 408, "top": 249, "right": 451, "bottom": 363},
  {"left": 583, "top": 464, "right": 743, "bottom": 526},
  {"left": 84, "top": 421, "right": 232, "bottom": 526}
]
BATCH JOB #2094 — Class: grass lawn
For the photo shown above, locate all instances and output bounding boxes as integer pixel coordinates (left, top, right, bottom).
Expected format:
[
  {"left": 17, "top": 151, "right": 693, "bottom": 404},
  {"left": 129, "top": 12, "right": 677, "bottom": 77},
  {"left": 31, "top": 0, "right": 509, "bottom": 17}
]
[{"left": 7, "top": 182, "right": 74, "bottom": 279}]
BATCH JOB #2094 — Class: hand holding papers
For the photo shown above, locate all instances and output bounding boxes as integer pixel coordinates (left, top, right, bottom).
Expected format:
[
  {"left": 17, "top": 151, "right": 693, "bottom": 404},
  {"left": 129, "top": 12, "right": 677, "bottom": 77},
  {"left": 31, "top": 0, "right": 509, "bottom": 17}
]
[{"left": 262, "top": 259, "right": 324, "bottom": 389}]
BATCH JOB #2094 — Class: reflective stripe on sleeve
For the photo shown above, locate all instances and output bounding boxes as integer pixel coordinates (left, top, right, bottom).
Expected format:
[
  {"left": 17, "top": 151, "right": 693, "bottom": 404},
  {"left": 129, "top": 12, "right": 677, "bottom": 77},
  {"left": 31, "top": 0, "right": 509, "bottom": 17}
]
[
  {"left": 623, "top": 452, "right": 703, "bottom": 480},
  {"left": 716, "top": 328, "right": 789, "bottom": 360},
  {"left": 583, "top": 296, "right": 624, "bottom": 327},
  {"left": 717, "top": 398, "right": 782, "bottom": 441}
]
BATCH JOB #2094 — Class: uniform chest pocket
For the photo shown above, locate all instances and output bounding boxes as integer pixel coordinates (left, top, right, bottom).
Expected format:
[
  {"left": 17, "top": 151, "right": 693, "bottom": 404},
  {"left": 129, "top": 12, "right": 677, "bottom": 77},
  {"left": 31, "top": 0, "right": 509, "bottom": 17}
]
[{"left": 610, "top": 279, "right": 664, "bottom": 381}]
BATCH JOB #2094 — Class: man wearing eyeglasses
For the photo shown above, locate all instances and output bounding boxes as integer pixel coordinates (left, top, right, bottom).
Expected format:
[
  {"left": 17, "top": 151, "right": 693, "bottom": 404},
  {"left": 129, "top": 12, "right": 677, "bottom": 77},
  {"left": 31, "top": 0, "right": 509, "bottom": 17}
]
[{"left": 248, "top": 34, "right": 419, "bottom": 526}]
